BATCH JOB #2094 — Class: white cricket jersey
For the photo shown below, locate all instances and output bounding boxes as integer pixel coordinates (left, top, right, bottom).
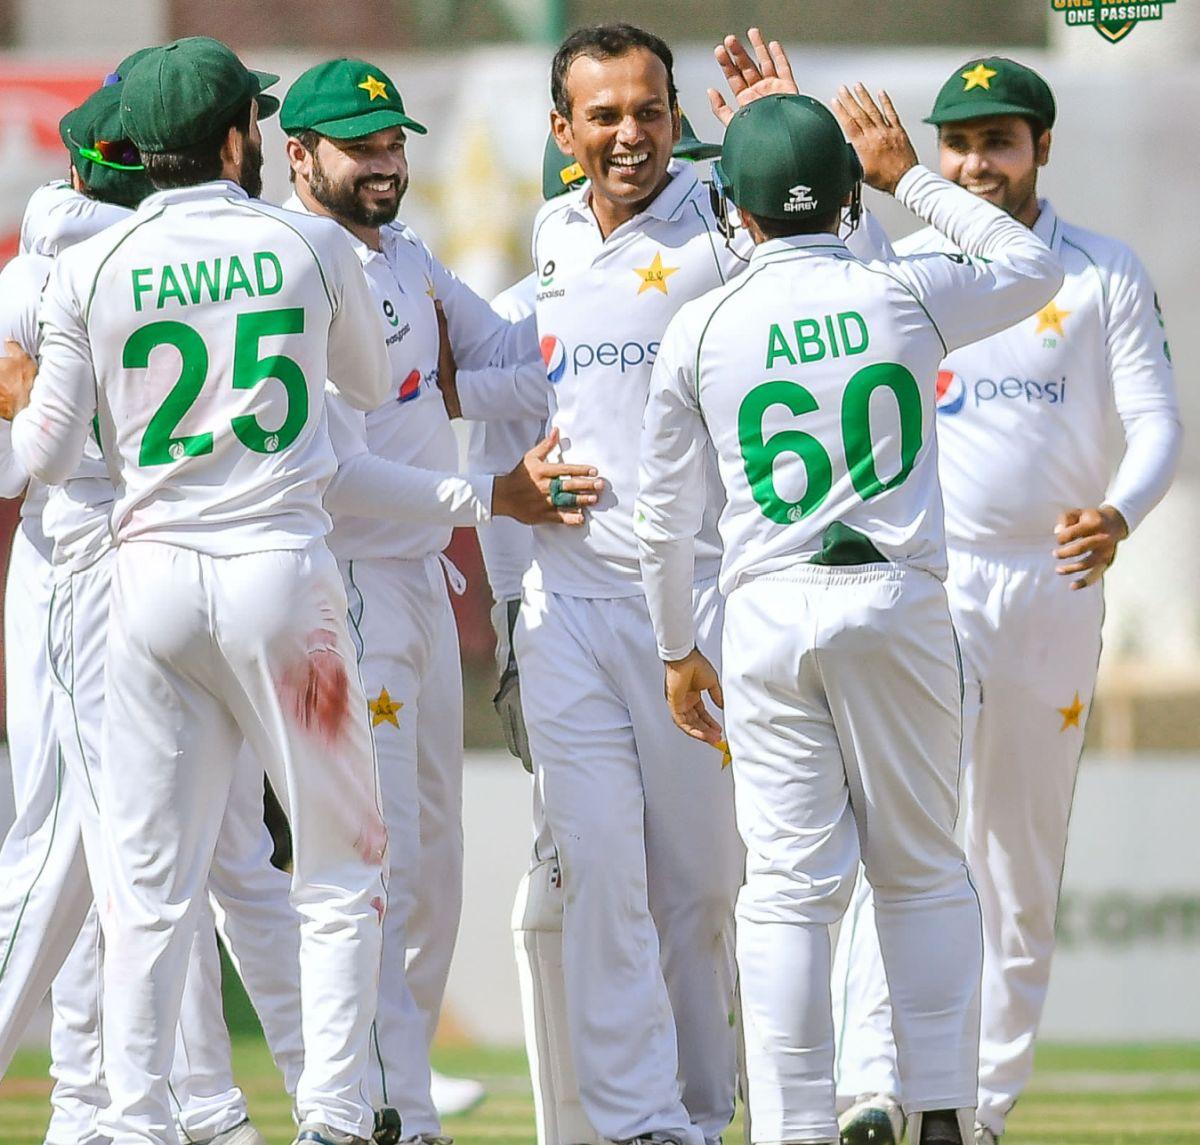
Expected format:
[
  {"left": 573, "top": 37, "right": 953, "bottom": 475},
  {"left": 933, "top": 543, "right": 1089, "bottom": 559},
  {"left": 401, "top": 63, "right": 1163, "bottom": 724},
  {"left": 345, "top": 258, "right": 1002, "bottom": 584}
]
[
  {"left": 636, "top": 166, "right": 1065, "bottom": 659},
  {"left": 20, "top": 179, "right": 131, "bottom": 260},
  {"left": 467, "top": 272, "right": 544, "bottom": 601},
  {"left": 0, "top": 251, "right": 116, "bottom": 570},
  {"left": 0, "top": 255, "right": 51, "bottom": 559},
  {"left": 520, "top": 160, "right": 895, "bottom": 599},
  {"left": 899, "top": 200, "right": 1180, "bottom": 545},
  {"left": 282, "top": 196, "right": 534, "bottom": 562},
  {"left": 12, "top": 181, "right": 390, "bottom": 555}
]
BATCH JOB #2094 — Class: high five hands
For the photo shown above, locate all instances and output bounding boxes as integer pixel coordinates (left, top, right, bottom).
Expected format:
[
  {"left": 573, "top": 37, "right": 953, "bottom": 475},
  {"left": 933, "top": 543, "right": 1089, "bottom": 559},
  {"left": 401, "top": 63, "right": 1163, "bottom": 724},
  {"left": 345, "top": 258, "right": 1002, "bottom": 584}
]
[{"left": 708, "top": 28, "right": 799, "bottom": 126}]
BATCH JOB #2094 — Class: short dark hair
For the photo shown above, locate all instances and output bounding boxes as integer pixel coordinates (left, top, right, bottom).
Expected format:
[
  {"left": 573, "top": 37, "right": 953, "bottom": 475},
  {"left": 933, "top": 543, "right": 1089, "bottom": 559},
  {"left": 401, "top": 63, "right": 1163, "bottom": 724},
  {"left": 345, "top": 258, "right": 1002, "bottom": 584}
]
[
  {"left": 141, "top": 99, "right": 253, "bottom": 190},
  {"left": 748, "top": 207, "right": 842, "bottom": 239},
  {"left": 937, "top": 115, "right": 1048, "bottom": 145},
  {"left": 287, "top": 129, "right": 322, "bottom": 183},
  {"left": 551, "top": 23, "right": 677, "bottom": 118}
]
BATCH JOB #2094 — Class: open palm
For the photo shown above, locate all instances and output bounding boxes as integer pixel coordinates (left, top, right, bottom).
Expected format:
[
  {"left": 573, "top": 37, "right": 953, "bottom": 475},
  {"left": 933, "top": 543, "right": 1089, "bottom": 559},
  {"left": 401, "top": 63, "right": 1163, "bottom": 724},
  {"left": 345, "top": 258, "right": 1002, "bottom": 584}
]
[{"left": 708, "top": 27, "right": 800, "bottom": 127}]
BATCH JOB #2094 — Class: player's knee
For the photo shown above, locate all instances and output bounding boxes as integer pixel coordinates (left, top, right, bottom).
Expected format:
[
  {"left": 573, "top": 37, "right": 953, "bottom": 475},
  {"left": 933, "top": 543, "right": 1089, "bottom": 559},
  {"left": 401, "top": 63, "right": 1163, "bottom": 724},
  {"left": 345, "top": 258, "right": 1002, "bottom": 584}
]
[{"left": 738, "top": 867, "right": 854, "bottom": 927}]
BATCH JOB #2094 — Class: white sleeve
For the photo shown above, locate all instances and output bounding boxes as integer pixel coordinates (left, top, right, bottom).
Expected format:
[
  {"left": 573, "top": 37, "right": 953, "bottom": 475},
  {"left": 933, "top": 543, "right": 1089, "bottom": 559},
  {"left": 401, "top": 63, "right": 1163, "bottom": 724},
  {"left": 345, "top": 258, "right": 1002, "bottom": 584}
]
[
  {"left": 323, "top": 229, "right": 392, "bottom": 412},
  {"left": 890, "top": 165, "right": 1064, "bottom": 353},
  {"left": 466, "top": 417, "right": 542, "bottom": 601},
  {"left": 324, "top": 392, "right": 493, "bottom": 525},
  {"left": 0, "top": 423, "right": 28, "bottom": 499},
  {"left": 1100, "top": 255, "right": 1181, "bottom": 531},
  {"left": 11, "top": 257, "right": 94, "bottom": 485},
  {"left": 428, "top": 248, "right": 539, "bottom": 368},
  {"left": 844, "top": 208, "right": 895, "bottom": 261},
  {"left": 634, "top": 312, "right": 707, "bottom": 661},
  {"left": 456, "top": 358, "right": 551, "bottom": 421},
  {"left": 0, "top": 255, "right": 51, "bottom": 497},
  {"left": 20, "top": 182, "right": 131, "bottom": 258}
]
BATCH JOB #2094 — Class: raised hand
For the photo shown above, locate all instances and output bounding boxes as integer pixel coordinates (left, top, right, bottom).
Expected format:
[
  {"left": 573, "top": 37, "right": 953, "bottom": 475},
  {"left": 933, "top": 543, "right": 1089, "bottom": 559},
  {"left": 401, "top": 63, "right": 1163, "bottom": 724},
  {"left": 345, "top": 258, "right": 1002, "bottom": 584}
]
[
  {"left": 832, "top": 83, "right": 919, "bottom": 195},
  {"left": 708, "top": 27, "right": 799, "bottom": 127}
]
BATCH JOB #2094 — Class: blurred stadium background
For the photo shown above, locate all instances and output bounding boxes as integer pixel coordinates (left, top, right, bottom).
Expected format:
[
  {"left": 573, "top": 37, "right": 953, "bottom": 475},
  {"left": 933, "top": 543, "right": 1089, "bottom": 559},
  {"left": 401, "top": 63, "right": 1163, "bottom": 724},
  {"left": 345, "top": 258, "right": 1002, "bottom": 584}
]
[{"left": 0, "top": 0, "right": 1197, "bottom": 1138}]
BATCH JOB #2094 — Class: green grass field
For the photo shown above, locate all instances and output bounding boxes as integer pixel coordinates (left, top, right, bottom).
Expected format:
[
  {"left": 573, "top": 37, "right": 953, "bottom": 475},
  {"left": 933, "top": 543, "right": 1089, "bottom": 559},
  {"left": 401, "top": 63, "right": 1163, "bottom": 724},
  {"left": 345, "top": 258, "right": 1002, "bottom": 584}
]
[{"left": 4, "top": 1038, "right": 1200, "bottom": 1144}]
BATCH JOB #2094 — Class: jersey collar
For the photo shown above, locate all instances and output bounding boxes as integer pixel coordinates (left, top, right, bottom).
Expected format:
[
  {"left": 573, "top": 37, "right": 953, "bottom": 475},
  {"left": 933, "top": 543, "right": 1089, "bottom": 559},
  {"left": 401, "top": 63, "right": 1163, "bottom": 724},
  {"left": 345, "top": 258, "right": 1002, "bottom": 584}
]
[
  {"left": 282, "top": 190, "right": 399, "bottom": 266},
  {"left": 141, "top": 180, "right": 249, "bottom": 211},
  {"left": 1030, "top": 198, "right": 1061, "bottom": 252},
  {"left": 566, "top": 159, "right": 701, "bottom": 235},
  {"left": 748, "top": 233, "right": 851, "bottom": 266}
]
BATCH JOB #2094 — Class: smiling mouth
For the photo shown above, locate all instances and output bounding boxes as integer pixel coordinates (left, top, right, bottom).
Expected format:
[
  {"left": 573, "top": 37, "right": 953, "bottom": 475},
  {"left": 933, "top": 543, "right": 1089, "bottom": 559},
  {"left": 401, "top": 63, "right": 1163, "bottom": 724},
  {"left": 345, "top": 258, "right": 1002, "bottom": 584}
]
[
  {"left": 359, "top": 178, "right": 399, "bottom": 194},
  {"left": 608, "top": 151, "right": 649, "bottom": 174},
  {"left": 964, "top": 180, "right": 1004, "bottom": 195}
]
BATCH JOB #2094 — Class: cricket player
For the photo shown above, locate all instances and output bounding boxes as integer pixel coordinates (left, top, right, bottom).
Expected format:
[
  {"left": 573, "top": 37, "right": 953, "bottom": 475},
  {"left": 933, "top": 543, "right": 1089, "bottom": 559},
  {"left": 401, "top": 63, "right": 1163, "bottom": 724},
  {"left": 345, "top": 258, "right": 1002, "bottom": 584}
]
[
  {"left": 0, "top": 82, "right": 295, "bottom": 1145},
  {"left": 0, "top": 36, "right": 394, "bottom": 1145},
  {"left": 477, "top": 119, "right": 723, "bottom": 1145},
  {"left": 444, "top": 24, "right": 893, "bottom": 1145},
  {"left": 278, "top": 58, "right": 602, "bottom": 1145},
  {"left": 833, "top": 58, "right": 1181, "bottom": 1145},
  {"left": 635, "top": 87, "right": 1066, "bottom": 1144}
]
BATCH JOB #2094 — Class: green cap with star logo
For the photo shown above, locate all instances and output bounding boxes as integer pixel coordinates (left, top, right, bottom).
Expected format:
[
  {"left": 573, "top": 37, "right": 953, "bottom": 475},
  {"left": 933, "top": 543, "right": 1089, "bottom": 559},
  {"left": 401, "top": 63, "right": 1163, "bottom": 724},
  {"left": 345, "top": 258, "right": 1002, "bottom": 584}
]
[
  {"left": 717, "top": 94, "right": 858, "bottom": 222},
  {"left": 926, "top": 56, "right": 1056, "bottom": 129},
  {"left": 281, "top": 59, "right": 427, "bottom": 140},
  {"left": 120, "top": 37, "right": 279, "bottom": 153}
]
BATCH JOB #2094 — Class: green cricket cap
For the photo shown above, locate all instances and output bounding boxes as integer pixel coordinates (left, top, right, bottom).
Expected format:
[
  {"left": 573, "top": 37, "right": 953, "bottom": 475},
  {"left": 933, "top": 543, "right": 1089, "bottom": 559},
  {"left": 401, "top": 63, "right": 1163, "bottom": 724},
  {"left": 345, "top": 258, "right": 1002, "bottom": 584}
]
[
  {"left": 926, "top": 57, "right": 1056, "bottom": 129},
  {"left": 541, "top": 134, "right": 585, "bottom": 201},
  {"left": 281, "top": 59, "right": 427, "bottom": 140},
  {"left": 540, "top": 108, "right": 720, "bottom": 202},
  {"left": 105, "top": 46, "right": 158, "bottom": 87},
  {"left": 120, "top": 37, "right": 280, "bottom": 153},
  {"left": 717, "top": 94, "right": 858, "bottom": 222},
  {"left": 675, "top": 113, "right": 721, "bottom": 162},
  {"left": 60, "top": 83, "right": 154, "bottom": 209}
]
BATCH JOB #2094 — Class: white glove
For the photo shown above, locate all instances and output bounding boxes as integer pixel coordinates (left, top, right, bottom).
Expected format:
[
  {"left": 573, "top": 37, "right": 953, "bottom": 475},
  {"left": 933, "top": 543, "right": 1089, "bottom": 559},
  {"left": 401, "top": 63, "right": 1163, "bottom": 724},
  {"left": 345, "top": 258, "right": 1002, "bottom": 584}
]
[{"left": 491, "top": 597, "right": 533, "bottom": 772}]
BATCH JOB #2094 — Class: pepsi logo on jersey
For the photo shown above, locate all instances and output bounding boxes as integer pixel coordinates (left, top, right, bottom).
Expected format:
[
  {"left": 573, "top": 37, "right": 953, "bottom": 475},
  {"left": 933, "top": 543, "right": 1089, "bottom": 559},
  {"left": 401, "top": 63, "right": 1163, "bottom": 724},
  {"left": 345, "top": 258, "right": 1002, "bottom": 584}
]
[
  {"left": 398, "top": 369, "right": 423, "bottom": 402},
  {"left": 936, "top": 369, "right": 1068, "bottom": 414},
  {"left": 540, "top": 334, "right": 659, "bottom": 383}
]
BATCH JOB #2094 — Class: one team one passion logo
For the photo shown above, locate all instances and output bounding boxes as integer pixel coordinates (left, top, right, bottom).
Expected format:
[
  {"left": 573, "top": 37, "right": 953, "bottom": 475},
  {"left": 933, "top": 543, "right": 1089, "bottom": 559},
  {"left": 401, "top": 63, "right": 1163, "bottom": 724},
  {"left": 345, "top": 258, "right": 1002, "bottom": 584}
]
[{"left": 1050, "top": 0, "right": 1176, "bottom": 43}]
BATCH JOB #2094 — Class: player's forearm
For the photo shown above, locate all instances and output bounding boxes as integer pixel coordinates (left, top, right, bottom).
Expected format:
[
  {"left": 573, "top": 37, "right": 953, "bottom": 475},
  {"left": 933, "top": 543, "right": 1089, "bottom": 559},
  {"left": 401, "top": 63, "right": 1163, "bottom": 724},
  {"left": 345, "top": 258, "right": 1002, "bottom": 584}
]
[
  {"left": 456, "top": 361, "right": 550, "bottom": 422},
  {"left": 897, "top": 165, "right": 1063, "bottom": 307},
  {"left": 437, "top": 258, "right": 539, "bottom": 369},
  {"left": 1103, "top": 410, "right": 1183, "bottom": 533},
  {"left": 11, "top": 396, "right": 90, "bottom": 486},
  {"left": 476, "top": 516, "right": 533, "bottom": 603},
  {"left": 638, "top": 536, "right": 699, "bottom": 662},
  {"left": 326, "top": 450, "right": 494, "bottom": 526}
]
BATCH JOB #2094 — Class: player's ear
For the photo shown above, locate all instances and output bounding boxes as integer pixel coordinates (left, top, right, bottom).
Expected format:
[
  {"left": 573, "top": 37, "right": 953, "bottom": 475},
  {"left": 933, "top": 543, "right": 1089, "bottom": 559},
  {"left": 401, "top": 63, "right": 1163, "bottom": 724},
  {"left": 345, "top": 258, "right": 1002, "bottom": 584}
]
[
  {"left": 671, "top": 102, "right": 682, "bottom": 146},
  {"left": 221, "top": 123, "right": 244, "bottom": 179},
  {"left": 1034, "top": 126, "right": 1052, "bottom": 168},
  {"left": 550, "top": 108, "right": 575, "bottom": 157},
  {"left": 285, "top": 136, "right": 312, "bottom": 183}
]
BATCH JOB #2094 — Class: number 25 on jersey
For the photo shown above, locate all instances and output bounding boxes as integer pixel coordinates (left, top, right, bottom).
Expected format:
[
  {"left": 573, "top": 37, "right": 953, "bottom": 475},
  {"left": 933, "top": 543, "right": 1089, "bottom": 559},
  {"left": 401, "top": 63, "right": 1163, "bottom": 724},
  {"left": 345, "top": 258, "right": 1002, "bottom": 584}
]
[{"left": 125, "top": 307, "right": 309, "bottom": 466}]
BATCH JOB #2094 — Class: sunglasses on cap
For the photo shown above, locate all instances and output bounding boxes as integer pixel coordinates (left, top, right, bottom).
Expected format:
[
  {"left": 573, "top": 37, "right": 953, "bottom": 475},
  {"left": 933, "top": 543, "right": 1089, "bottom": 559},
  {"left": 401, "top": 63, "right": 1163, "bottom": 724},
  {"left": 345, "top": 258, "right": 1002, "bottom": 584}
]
[{"left": 68, "top": 130, "right": 145, "bottom": 171}]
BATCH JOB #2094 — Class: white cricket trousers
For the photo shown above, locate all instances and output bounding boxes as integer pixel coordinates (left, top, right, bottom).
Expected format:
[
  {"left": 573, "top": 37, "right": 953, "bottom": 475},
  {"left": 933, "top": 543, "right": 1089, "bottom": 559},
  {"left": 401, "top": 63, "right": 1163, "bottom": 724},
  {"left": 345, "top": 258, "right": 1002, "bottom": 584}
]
[
  {"left": 341, "top": 554, "right": 465, "bottom": 1136},
  {"left": 0, "top": 524, "right": 107, "bottom": 1145},
  {"left": 516, "top": 582, "right": 742, "bottom": 1145},
  {"left": 723, "top": 565, "right": 982, "bottom": 1144},
  {"left": 7, "top": 543, "right": 304, "bottom": 1139},
  {"left": 96, "top": 540, "right": 386, "bottom": 1144},
  {"left": 833, "top": 544, "right": 1102, "bottom": 1136},
  {"left": 1, "top": 532, "right": 259, "bottom": 1144}
]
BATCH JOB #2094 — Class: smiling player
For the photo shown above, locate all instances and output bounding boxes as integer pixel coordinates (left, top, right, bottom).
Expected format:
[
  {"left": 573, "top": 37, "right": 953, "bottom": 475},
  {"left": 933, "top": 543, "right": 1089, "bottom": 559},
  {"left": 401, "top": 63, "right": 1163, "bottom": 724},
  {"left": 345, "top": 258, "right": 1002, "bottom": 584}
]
[{"left": 833, "top": 58, "right": 1181, "bottom": 1145}]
